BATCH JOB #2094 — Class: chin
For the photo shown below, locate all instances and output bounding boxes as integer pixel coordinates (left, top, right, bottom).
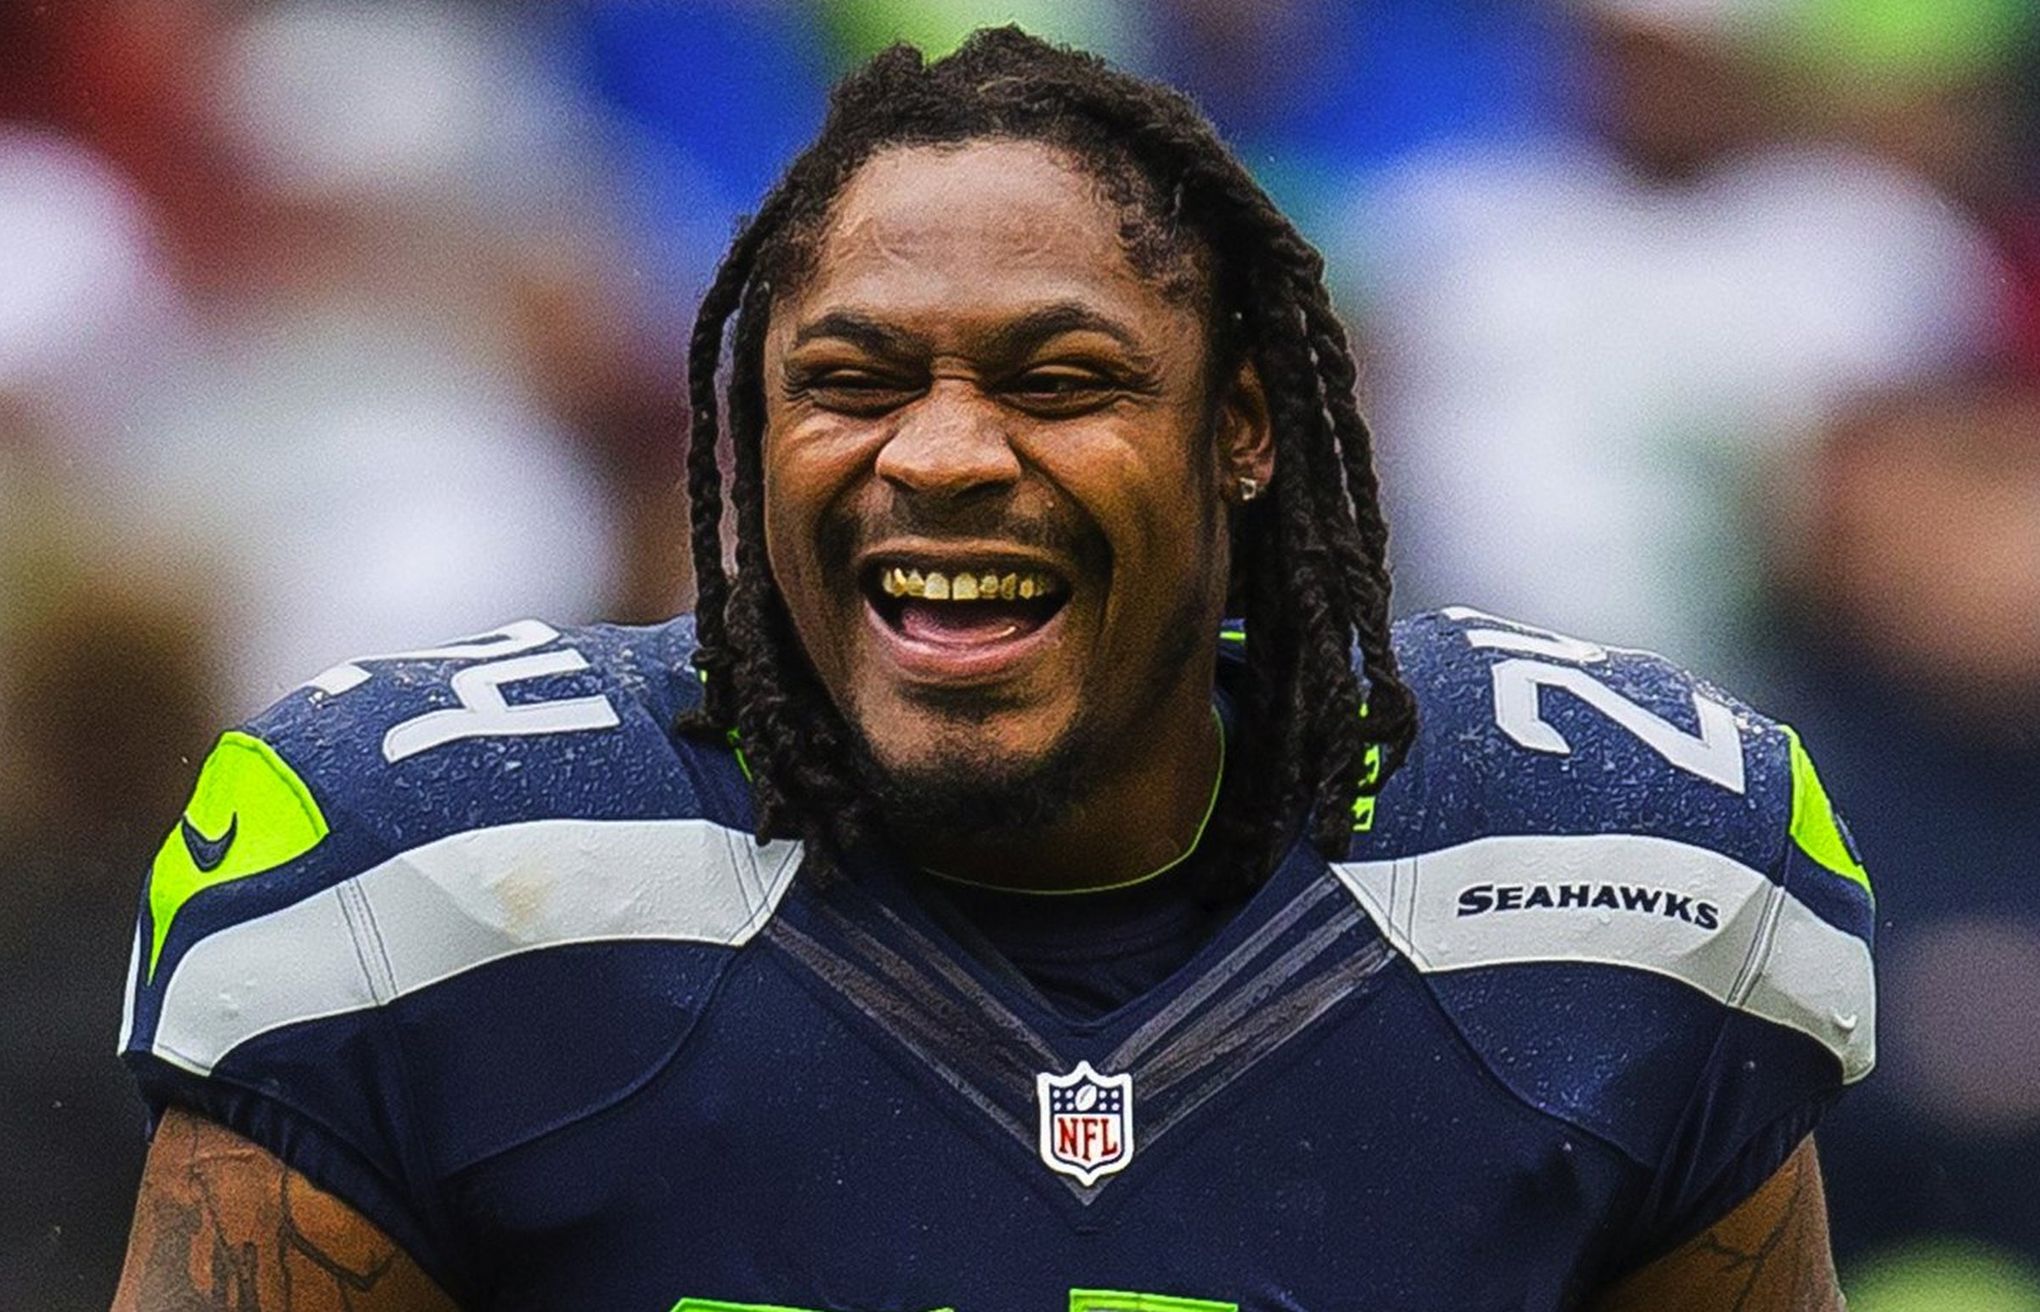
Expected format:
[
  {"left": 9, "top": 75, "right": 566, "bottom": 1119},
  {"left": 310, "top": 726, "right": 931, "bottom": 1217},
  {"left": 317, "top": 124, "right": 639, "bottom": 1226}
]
[{"left": 855, "top": 711, "right": 1091, "bottom": 834}]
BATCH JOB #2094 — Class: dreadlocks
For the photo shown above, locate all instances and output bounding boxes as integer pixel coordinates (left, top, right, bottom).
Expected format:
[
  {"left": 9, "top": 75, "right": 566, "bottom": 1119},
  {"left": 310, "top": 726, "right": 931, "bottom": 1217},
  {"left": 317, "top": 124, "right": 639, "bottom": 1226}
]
[{"left": 680, "top": 26, "right": 1416, "bottom": 891}]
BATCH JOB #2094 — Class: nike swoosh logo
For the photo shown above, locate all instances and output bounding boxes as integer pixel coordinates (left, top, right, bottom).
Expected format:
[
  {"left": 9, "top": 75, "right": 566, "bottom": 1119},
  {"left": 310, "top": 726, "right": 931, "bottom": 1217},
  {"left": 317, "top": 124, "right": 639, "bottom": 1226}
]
[{"left": 180, "top": 814, "right": 238, "bottom": 873}]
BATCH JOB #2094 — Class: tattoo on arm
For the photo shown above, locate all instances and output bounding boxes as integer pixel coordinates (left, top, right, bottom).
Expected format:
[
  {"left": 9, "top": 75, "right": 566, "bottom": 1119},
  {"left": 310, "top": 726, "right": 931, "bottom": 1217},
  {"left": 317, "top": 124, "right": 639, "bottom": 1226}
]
[
  {"left": 112, "top": 1109, "right": 452, "bottom": 1312},
  {"left": 1590, "top": 1137, "right": 1845, "bottom": 1312},
  {"left": 1683, "top": 1146, "right": 1843, "bottom": 1312}
]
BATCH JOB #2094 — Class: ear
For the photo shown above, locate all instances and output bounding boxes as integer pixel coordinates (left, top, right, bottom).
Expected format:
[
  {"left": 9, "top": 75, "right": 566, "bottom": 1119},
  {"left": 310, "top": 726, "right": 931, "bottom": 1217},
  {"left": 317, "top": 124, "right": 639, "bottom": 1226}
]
[{"left": 1215, "top": 360, "right": 1274, "bottom": 503}]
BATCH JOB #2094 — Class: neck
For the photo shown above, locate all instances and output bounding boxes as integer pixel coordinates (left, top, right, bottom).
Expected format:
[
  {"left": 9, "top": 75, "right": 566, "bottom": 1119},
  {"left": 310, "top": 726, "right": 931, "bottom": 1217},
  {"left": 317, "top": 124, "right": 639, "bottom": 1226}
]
[{"left": 899, "top": 674, "right": 1224, "bottom": 893}]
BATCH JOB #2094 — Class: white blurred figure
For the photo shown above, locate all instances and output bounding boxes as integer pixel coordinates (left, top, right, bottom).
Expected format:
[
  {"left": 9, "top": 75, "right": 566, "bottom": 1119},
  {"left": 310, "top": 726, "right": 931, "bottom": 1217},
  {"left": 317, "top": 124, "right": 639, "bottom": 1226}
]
[
  {"left": 1346, "top": 0, "right": 2006, "bottom": 675},
  {"left": 131, "top": 317, "right": 614, "bottom": 712},
  {"left": 0, "top": 127, "right": 186, "bottom": 466},
  {"left": 113, "top": 1, "right": 621, "bottom": 713}
]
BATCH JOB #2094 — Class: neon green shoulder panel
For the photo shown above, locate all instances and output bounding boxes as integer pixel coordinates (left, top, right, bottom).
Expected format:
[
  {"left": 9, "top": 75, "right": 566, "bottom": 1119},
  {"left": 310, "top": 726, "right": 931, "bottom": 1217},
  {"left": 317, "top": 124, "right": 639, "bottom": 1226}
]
[
  {"left": 147, "top": 730, "right": 330, "bottom": 980},
  {"left": 1782, "top": 725, "right": 1871, "bottom": 897}
]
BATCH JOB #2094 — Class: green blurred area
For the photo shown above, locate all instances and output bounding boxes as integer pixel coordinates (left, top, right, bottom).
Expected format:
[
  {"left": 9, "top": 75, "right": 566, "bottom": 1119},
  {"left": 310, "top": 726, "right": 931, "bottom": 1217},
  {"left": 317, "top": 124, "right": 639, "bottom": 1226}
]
[
  {"left": 816, "top": 0, "right": 1146, "bottom": 67},
  {"left": 1849, "top": 1240, "right": 2040, "bottom": 1312},
  {"left": 1776, "top": 0, "right": 2033, "bottom": 87}
]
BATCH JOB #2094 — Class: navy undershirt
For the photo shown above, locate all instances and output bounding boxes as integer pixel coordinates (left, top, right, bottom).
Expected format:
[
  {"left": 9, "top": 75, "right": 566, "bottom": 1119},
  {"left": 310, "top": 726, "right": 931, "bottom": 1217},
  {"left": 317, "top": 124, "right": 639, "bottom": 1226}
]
[{"left": 911, "top": 851, "right": 1250, "bottom": 1020}]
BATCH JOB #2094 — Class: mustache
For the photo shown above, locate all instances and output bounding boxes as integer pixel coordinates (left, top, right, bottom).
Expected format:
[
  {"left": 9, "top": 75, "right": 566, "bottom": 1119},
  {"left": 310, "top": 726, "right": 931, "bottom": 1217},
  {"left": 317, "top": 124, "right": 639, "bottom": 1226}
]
[{"left": 816, "top": 493, "right": 1104, "bottom": 571}]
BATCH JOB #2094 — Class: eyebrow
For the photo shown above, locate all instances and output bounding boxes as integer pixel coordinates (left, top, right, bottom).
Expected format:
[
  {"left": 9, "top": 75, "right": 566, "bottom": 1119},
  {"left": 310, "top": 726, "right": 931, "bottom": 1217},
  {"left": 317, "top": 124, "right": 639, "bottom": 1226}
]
[
  {"left": 789, "top": 302, "right": 1149, "bottom": 363},
  {"left": 791, "top": 311, "right": 930, "bottom": 358},
  {"left": 981, "top": 302, "right": 1147, "bottom": 359}
]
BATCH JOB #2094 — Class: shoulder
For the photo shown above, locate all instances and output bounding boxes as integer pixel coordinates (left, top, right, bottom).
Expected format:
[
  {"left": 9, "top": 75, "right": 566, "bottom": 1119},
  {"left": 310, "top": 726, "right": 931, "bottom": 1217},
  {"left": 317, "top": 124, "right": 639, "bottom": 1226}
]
[
  {"left": 122, "top": 615, "right": 799, "bottom": 1152},
  {"left": 261, "top": 614, "right": 736, "bottom": 838},
  {"left": 1384, "top": 606, "right": 1792, "bottom": 862},
  {"left": 1341, "top": 608, "right": 1875, "bottom": 1173}
]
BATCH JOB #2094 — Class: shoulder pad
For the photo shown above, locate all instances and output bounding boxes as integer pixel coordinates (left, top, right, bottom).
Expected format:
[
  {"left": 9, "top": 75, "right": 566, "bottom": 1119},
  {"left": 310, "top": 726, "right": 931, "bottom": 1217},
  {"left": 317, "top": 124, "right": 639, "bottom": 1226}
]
[
  {"left": 1338, "top": 608, "right": 1875, "bottom": 1169},
  {"left": 1384, "top": 607, "right": 1788, "bottom": 864},
  {"left": 123, "top": 615, "right": 797, "bottom": 1079},
  {"left": 276, "top": 615, "right": 743, "bottom": 840}
]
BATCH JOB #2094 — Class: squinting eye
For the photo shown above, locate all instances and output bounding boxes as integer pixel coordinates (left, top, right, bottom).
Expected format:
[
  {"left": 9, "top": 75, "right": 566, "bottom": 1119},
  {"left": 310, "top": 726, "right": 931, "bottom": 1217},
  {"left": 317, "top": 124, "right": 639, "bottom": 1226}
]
[
  {"left": 1006, "top": 371, "right": 1113, "bottom": 412},
  {"left": 806, "top": 372, "right": 919, "bottom": 415}
]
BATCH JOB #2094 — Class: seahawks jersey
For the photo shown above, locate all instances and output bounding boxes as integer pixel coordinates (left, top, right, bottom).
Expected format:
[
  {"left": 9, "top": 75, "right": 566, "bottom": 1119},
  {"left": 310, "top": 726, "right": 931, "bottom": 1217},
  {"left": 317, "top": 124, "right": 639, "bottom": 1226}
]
[{"left": 119, "top": 608, "right": 1876, "bottom": 1312}]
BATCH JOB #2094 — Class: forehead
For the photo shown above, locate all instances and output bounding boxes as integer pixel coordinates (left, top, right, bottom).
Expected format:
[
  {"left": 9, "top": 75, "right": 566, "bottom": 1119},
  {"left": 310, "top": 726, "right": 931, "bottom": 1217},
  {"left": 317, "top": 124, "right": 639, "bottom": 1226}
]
[{"left": 777, "top": 140, "right": 1193, "bottom": 341}]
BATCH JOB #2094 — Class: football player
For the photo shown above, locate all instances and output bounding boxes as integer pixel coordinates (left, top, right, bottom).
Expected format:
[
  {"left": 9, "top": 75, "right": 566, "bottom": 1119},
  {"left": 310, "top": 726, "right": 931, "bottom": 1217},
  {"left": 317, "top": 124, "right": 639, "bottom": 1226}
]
[{"left": 112, "top": 29, "right": 1874, "bottom": 1312}]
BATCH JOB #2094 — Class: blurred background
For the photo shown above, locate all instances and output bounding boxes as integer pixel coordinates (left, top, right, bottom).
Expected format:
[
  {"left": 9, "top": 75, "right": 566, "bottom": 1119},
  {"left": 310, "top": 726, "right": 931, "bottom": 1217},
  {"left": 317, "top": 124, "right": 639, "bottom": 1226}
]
[{"left": 1, "top": 1, "right": 2034, "bottom": 1307}]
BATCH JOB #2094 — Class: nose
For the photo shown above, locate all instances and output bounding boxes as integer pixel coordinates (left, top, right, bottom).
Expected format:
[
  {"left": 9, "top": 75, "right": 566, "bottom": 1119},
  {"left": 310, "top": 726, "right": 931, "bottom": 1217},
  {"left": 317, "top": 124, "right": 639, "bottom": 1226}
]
[{"left": 874, "top": 380, "right": 1023, "bottom": 502}]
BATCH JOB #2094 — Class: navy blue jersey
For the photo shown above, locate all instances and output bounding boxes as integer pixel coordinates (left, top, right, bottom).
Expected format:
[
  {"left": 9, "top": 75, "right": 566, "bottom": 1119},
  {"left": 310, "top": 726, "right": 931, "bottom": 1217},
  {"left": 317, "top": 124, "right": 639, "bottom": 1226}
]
[{"left": 119, "top": 608, "right": 1876, "bottom": 1311}]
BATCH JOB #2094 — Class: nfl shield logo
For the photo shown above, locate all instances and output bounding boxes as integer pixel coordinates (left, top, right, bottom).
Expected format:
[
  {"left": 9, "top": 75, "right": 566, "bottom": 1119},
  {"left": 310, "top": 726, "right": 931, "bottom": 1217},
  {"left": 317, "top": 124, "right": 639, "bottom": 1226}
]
[{"left": 1036, "top": 1061, "right": 1135, "bottom": 1185}]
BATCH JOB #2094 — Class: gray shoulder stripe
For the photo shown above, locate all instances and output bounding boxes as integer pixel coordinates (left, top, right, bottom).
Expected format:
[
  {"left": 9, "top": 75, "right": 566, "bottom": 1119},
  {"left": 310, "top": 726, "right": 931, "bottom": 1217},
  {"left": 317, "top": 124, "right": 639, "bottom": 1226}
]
[
  {"left": 152, "top": 886, "right": 369, "bottom": 1074},
  {"left": 151, "top": 818, "right": 802, "bottom": 1075},
  {"left": 1332, "top": 832, "right": 1875, "bottom": 1083}
]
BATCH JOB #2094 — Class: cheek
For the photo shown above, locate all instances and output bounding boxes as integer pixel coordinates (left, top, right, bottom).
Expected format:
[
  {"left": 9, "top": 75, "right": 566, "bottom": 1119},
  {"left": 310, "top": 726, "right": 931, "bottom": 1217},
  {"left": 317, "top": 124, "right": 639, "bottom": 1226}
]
[
  {"left": 764, "top": 408, "right": 870, "bottom": 529},
  {"left": 761, "top": 420, "right": 875, "bottom": 631},
  {"left": 758, "top": 456, "right": 810, "bottom": 589},
  {"left": 1020, "top": 405, "right": 1219, "bottom": 591}
]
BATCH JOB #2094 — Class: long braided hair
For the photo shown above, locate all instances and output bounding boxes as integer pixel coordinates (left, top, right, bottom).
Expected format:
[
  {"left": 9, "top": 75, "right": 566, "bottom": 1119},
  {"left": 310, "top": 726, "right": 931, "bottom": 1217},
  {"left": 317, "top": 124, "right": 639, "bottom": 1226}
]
[{"left": 681, "top": 28, "right": 1416, "bottom": 891}]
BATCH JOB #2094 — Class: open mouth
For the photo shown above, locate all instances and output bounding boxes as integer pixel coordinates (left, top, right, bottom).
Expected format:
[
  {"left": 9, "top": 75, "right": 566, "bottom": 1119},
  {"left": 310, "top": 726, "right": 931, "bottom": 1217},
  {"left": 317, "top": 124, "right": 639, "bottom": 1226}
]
[{"left": 864, "top": 561, "right": 1071, "bottom": 648}]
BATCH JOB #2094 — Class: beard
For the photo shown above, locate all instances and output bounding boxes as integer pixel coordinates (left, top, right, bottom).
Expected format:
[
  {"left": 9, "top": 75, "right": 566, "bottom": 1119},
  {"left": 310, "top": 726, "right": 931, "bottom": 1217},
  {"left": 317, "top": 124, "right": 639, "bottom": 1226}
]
[{"left": 848, "top": 698, "right": 1104, "bottom": 836}]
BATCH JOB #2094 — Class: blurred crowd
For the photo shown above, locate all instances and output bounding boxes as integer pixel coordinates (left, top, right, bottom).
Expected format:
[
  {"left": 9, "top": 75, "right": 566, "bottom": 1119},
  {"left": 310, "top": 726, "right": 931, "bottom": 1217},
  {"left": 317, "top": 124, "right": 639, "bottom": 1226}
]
[{"left": 1, "top": 2, "right": 2034, "bottom": 1308}]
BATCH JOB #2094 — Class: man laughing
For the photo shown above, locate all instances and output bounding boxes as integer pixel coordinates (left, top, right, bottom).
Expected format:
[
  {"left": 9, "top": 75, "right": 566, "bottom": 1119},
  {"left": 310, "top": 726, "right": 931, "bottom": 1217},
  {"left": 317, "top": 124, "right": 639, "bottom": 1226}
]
[{"left": 114, "top": 30, "right": 1872, "bottom": 1312}]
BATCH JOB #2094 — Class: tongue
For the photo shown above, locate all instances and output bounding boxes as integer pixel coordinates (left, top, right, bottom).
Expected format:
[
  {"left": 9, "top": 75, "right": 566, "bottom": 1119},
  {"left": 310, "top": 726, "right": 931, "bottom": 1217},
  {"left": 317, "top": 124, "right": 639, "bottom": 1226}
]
[{"left": 898, "top": 600, "right": 1046, "bottom": 645}]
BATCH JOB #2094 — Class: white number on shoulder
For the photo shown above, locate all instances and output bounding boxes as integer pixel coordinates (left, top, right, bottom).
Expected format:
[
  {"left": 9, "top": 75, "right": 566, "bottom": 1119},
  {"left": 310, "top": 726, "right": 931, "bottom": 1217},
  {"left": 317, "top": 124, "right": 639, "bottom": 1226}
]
[
  {"left": 1440, "top": 605, "right": 1610, "bottom": 663},
  {"left": 1451, "top": 610, "right": 1746, "bottom": 794},
  {"left": 305, "top": 620, "right": 622, "bottom": 763}
]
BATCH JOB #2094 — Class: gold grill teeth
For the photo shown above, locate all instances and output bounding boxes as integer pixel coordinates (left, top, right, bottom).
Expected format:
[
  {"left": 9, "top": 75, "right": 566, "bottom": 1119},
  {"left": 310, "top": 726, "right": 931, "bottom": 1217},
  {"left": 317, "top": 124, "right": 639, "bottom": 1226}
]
[{"left": 879, "top": 567, "right": 1062, "bottom": 602}]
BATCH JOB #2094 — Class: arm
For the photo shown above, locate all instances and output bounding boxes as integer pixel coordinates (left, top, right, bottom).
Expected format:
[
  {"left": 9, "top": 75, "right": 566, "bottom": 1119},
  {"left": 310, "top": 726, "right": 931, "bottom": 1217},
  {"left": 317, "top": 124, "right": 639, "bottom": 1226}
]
[
  {"left": 1589, "top": 1136, "right": 1843, "bottom": 1312},
  {"left": 111, "top": 1107, "right": 460, "bottom": 1312}
]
